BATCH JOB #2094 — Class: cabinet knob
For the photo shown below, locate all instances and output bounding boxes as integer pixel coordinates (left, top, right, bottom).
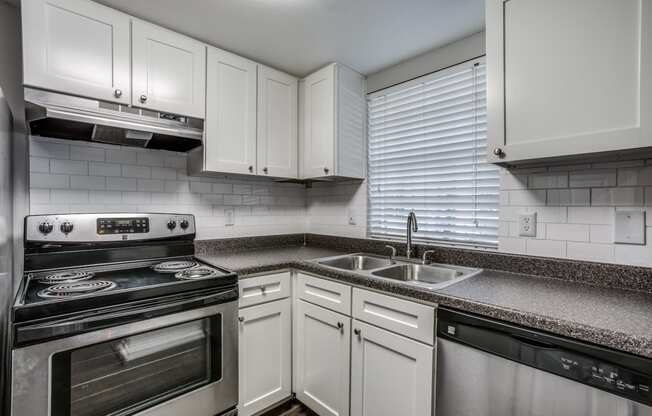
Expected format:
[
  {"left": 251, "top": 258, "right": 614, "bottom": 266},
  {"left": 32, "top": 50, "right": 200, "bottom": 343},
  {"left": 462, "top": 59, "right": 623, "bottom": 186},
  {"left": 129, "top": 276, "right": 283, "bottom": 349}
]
[
  {"left": 354, "top": 328, "right": 361, "bottom": 336},
  {"left": 261, "top": 286, "right": 266, "bottom": 295},
  {"left": 337, "top": 322, "right": 344, "bottom": 331},
  {"left": 324, "top": 167, "right": 330, "bottom": 174},
  {"left": 263, "top": 167, "right": 268, "bottom": 174},
  {"left": 238, "top": 316, "right": 245, "bottom": 322},
  {"left": 248, "top": 165, "right": 253, "bottom": 173},
  {"left": 493, "top": 148, "right": 505, "bottom": 158},
  {"left": 139, "top": 94, "right": 148, "bottom": 103},
  {"left": 114, "top": 89, "right": 122, "bottom": 98}
]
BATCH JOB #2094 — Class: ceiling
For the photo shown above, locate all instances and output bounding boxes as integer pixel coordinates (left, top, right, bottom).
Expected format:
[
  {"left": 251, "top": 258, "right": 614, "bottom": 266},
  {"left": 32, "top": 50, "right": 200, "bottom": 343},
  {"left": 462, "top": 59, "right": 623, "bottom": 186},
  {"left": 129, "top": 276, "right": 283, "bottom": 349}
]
[{"left": 92, "top": 0, "right": 485, "bottom": 77}]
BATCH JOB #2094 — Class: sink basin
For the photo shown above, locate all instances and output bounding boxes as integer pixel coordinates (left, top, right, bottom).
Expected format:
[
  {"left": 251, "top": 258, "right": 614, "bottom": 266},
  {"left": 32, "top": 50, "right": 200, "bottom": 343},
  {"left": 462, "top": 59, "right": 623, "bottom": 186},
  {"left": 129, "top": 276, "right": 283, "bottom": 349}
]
[
  {"left": 318, "top": 254, "right": 394, "bottom": 271},
  {"left": 371, "top": 264, "right": 462, "bottom": 283}
]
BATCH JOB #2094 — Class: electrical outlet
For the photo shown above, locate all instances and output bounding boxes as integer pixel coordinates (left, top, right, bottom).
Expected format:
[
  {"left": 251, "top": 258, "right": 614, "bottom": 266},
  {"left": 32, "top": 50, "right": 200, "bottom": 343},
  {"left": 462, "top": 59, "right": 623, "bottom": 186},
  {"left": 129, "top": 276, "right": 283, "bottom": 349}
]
[
  {"left": 348, "top": 210, "right": 356, "bottom": 225},
  {"left": 225, "top": 209, "right": 235, "bottom": 226},
  {"left": 518, "top": 212, "right": 537, "bottom": 237}
]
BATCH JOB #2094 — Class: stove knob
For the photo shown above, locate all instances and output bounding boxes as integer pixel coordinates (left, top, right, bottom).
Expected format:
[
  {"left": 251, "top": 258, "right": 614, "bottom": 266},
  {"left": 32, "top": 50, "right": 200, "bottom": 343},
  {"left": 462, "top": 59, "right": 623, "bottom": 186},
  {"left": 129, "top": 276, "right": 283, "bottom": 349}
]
[
  {"left": 38, "top": 222, "right": 53, "bottom": 235},
  {"left": 180, "top": 219, "right": 189, "bottom": 230},
  {"left": 167, "top": 220, "right": 177, "bottom": 230},
  {"left": 60, "top": 221, "right": 74, "bottom": 234}
]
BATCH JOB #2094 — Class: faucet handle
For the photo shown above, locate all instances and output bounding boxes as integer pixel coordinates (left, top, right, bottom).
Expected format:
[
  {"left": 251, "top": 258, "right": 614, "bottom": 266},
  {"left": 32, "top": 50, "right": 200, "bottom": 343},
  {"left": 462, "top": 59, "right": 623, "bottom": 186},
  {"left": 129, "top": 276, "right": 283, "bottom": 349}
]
[
  {"left": 422, "top": 250, "right": 436, "bottom": 265},
  {"left": 384, "top": 245, "right": 397, "bottom": 260}
]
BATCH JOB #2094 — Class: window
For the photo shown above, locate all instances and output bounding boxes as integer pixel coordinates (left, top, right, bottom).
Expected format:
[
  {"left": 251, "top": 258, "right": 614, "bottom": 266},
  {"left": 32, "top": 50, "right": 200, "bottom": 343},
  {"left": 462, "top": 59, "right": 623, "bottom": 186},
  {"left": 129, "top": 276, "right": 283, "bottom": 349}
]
[{"left": 367, "top": 58, "right": 499, "bottom": 247}]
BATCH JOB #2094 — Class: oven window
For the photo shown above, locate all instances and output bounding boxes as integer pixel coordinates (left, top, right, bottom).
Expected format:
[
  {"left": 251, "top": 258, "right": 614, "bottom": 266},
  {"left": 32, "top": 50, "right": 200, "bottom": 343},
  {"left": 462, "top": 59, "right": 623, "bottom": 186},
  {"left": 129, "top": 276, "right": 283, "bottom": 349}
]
[{"left": 51, "top": 316, "right": 222, "bottom": 416}]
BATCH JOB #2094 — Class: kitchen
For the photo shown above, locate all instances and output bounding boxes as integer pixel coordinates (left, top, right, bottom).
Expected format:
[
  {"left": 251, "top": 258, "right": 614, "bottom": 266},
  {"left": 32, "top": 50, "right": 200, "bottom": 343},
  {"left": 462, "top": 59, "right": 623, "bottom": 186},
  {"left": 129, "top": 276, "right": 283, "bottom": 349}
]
[{"left": 1, "top": 0, "right": 651, "bottom": 415}]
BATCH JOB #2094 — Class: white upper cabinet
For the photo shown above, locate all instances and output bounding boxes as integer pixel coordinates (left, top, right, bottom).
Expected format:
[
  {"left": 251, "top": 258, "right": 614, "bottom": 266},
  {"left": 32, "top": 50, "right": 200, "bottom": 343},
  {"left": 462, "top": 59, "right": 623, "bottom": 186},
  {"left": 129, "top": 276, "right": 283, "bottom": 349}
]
[
  {"left": 201, "top": 47, "right": 257, "bottom": 175},
  {"left": 21, "top": 0, "right": 131, "bottom": 104},
  {"left": 300, "top": 63, "right": 366, "bottom": 179},
  {"left": 131, "top": 19, "right": 206, "bottom": 118},
  {"left": 487, "top": 0, "right": 652, "bottom": 164},
  {"left": 257, "top": 65, "right": 298, "bottom": 179}
]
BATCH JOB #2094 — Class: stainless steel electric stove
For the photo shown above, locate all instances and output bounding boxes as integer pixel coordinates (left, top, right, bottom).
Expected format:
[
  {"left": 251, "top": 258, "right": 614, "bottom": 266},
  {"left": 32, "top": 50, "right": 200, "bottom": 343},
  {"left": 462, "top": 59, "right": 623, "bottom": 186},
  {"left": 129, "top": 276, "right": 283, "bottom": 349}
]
[{"left": 11, "top": 213, "right": 238, "bottom": 416}]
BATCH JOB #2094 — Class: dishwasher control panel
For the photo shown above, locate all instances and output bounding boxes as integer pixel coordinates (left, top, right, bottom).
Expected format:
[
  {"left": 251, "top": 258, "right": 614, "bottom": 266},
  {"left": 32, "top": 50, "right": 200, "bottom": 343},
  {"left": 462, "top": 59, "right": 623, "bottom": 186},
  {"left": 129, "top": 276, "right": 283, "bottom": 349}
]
[{"left": 542, "top": 350, "right": 651, "bottom": 404}]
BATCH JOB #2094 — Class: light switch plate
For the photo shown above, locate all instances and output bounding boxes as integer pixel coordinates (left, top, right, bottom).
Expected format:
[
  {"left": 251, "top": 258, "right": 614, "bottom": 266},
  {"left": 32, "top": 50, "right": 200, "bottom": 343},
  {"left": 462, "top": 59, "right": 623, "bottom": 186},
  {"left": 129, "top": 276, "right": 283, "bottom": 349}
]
[
  {"left": 614, "top": 210, "right": 645, "bottom": 245},
  {"left": 518, "top": 212, "right": 537, "bottom": 237}
]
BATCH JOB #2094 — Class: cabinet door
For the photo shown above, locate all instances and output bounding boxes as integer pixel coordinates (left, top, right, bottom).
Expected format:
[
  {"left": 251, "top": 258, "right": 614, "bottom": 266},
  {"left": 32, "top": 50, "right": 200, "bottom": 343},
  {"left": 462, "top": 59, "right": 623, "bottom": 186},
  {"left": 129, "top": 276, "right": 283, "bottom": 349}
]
[
  {"left": 294, "top": 300, "right": 350, "bottom": 416},
  {"left": 204, "top": 47, "right": 257, "bottom": 175},
  {"left": 301, "top": 65, "right": 335, "bottom": 178},
  {"left": 350, "top": 320, "right": 433, "bottom": 416},
  {"left": 21, "top": 0, "right": 130, "bottom": 104},
  {"left": 132, "top": 19, "right": 206, "bottom": 118},
  {"left": 257, "top": 66, "right": 298, "bottom": 179},
  {"left": 487, "top": 0, "right": 652, "bottom": 164},
  {"left": 238, "top": 299, "right": 292, "bottom": 416}
]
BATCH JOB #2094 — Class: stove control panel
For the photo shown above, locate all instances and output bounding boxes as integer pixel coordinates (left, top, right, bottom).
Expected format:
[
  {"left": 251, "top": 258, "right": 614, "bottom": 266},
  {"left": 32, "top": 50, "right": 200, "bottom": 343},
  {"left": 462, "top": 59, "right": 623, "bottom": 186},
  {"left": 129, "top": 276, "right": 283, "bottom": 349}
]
[
  {"left": 97, "top": 217, "right": 149, "bottom": 234},
  {"left": 26, "top": 213, "right": 196, "bottom": 242}
]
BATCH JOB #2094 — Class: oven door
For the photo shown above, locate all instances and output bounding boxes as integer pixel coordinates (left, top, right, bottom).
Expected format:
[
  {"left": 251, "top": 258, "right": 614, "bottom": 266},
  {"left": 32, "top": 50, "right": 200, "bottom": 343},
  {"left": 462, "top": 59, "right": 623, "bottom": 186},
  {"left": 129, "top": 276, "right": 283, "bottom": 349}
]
[{"left": 11, "top": 290, "right": 238, "bottom": 416}]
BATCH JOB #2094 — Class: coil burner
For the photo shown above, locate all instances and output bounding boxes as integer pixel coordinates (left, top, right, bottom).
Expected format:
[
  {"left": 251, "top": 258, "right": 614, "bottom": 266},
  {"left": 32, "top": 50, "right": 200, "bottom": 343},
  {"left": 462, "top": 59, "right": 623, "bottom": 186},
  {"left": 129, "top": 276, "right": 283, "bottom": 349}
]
[
  {"left": 175, "top": 267, "right": 221, "bottom": 280},
  {"left": 37, "top": 280, "right": 117, "bottom": 299},
  {"left": 36, "top": 271, "right": 95, "bottom": 285},
  {"left": 152, "top": 260, "right": 199, "bottom": 273}
]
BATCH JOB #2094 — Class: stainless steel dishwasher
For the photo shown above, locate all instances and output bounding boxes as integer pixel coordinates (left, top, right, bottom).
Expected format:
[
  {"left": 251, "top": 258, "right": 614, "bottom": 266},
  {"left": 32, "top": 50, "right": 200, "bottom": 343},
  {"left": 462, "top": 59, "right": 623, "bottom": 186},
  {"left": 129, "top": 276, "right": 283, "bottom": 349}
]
[{"left": 436, "top": 308, "right": 652, "bottom": 416}]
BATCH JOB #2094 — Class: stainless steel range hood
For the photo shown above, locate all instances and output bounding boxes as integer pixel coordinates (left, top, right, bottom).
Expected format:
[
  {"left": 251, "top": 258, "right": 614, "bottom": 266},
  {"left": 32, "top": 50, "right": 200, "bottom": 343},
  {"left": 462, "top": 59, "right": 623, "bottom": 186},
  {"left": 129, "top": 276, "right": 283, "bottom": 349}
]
[{"left": 24, "top": 88, "right": 204, "bottom": 152}]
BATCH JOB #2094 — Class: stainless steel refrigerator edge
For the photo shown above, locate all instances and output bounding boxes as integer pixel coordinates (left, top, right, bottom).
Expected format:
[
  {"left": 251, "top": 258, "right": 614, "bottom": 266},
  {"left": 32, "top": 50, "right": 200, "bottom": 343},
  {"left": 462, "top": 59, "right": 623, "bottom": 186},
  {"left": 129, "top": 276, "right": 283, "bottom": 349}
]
[{"left": 0, "top": 86, "right": 15, "bottom": 415}]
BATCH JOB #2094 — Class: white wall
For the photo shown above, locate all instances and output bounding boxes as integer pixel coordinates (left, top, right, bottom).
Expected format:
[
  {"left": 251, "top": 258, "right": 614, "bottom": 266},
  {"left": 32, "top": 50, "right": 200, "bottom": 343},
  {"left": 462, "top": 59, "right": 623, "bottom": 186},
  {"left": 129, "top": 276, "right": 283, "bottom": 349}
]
[
  {"left": 366, "top": 31, "right": 485, "bottom": 93},
  {"left": 29, "top": 137, "right": 307, "bottom": 239}
]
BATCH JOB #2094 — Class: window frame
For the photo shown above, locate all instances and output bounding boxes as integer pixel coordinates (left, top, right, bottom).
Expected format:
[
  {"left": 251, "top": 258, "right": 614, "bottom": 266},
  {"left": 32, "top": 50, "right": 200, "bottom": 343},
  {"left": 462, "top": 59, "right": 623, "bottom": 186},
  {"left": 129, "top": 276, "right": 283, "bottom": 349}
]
[{"left": 365, "top": 56, "right": 498, "bottom": 249}]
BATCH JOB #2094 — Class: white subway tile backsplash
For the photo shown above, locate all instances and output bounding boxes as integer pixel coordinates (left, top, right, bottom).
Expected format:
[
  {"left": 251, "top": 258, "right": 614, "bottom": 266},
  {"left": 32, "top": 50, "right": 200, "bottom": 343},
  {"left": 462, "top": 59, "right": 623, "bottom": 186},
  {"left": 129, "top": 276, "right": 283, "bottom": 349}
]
[
  {"left": 233, "top": 184, "right": 252, "bottom": 194},
  {"left": 151, "top": 192, "right": 179, "bottom": 204},
  {"left": 189, "top": 181, "right": 212, "bottom": 194},
  {"left": 70, "top": 175, "right": 106, "bottom": 190},
  {"left": 589, "top": 224, "right": 612, "bottom": 243},
  {"left": 70, "top": 145, "right": 105, "bottom": 162},
  {"left": 136, "top": 152, "right": 165, "bottom": 167},
  {"left": 29, "top": 157, "right": 50, "bottom": 173},
  {"left": 508, "top": 189, "right": 546, "bottom": 205},
  {"left": 51, "top": 189, "right": 89, "bottom": 204},
  {"left": 90, "top": 162, "right": 121, "bottom": 177},
  {"left": 30, "top": 189, "right": 50, "bottom": 204},
  {"left": 31, "top": 139, "right": 69, "bottom": 159},
  {"left": 568, "top": 207, "right": 614, "bottom": 224},
  {"left": 547, "top": 189, "right": 590, "bottom": 206},
  {"left": 137, "top": 179, "right": 165, "bottom": 192},
  {"left": 566, "top": 242, "right": 615, "bottom": 263},
  {"left": 591, "top": 187, "right": 643, "bottom": 206},
  {"left": 31, "top": 173, "right": 69, "bottom": 189},
  {"left": 546, "top": 223, "right": 589, "bottom": 242},
  {"left": 51, "top": 159, "right": 88, "bottom": 175},
  {"left": 107, "top": 177, "right": 138, "bottom": 191},
  {"left": 106, "top": 149, "right": 137, "bottom": 164},
  {"left": 122, "top": 165, "right": 151, "bottom": 179},
  {"left": 528, "top": 173, "right": 568, "bottom": 189},
  {"left": 568, "top": 169, "right": 617, "bottom": 187},
  {"left": 164, "top": 155, "right": 186, "bottom": 169},
  {"left": 165, "top": 180, "right": 190, "bottom": 193},
  {"left": 89, "top": 191, "right": 122, "bottom": 204},
  {"left": 526, "top": 239, "right": 566, "bottom": 258},
  {"left": 151, "top": 167, "right": 178, "bottom": 180},
  {"left": 122, "top": 192, "right": 151, "bottom": 204}
]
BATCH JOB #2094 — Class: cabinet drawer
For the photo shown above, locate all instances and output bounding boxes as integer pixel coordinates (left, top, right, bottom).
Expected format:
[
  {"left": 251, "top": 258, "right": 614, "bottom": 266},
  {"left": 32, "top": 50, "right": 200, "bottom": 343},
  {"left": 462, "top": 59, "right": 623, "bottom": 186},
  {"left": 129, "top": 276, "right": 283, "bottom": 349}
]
[
  {"left": 352, "top": 288, "right": 435, "bottom": 345},
  {"left": 239, "top": 271, "right": 291, "bottom": 308},
  {"left": 296, "top": 273, "right": 352, "bottom": 316}
]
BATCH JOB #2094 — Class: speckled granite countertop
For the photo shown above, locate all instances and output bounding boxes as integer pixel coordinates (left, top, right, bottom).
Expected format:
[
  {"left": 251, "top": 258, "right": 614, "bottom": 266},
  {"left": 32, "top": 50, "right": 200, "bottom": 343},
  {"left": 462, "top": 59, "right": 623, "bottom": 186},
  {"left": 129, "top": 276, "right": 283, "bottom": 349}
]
[{"left": 198, "top": 245, "right": 652, "bottom": 359}]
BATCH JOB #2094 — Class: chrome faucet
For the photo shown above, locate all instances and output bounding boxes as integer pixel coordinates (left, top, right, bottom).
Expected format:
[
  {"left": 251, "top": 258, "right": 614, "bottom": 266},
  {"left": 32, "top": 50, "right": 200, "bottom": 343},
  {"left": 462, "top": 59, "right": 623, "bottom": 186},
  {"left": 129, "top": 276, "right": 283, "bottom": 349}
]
[{"left": 406, "top": 211, "right": 418, "bottom": 259}]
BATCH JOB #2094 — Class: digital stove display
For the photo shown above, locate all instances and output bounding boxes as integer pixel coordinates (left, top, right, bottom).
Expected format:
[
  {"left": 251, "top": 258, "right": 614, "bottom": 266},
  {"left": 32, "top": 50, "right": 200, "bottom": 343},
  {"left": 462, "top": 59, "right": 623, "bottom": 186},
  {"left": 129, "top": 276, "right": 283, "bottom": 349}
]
[{"left": 97, "top": 217, "right": 149, "bottom": 234}]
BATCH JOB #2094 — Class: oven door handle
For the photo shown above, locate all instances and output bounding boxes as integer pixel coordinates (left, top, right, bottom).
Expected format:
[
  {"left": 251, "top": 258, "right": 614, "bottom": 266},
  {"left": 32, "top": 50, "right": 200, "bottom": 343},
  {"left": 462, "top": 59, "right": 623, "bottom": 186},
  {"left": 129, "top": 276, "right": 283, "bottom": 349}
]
[{"left": 15, "top": 287, "right": 238, "bottom": 346}]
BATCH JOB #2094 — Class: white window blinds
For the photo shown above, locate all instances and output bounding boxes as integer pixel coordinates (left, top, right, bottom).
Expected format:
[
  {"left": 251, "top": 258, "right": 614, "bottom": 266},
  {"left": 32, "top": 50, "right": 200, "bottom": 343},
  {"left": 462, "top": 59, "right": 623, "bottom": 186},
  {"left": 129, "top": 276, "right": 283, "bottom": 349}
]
[{"left": 367, "top": 58, "right": 499, "bottom": 247}]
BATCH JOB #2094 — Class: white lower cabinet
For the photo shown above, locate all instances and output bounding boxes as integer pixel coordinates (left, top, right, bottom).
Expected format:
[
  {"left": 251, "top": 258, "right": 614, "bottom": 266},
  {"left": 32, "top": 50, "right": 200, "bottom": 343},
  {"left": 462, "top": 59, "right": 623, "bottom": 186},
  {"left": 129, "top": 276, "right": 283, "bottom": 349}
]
[
  {"left": 350, "top": 320, "right": 434, "bottom": 416},
  {"left": 238, "top": 298, "right": 292, "bottom": 416},
  {"left": 294, "top": 299, "right": 351, "bottom": 416}
]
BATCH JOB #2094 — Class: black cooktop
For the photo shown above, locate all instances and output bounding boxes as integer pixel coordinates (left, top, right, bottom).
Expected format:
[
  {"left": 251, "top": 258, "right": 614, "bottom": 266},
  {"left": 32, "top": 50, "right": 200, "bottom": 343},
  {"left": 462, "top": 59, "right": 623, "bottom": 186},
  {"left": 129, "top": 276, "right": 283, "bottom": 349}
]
[{"left": 13, "top": 256, "right": 237, "bottom": 322}]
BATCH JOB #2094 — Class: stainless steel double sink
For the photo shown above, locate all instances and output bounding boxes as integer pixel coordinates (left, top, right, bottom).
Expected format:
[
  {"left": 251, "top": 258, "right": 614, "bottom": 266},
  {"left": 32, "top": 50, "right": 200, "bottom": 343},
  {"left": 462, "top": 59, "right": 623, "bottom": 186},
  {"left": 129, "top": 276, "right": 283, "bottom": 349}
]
[{"left": 314, "top": 253, "right": 481, "bottom": 290}]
